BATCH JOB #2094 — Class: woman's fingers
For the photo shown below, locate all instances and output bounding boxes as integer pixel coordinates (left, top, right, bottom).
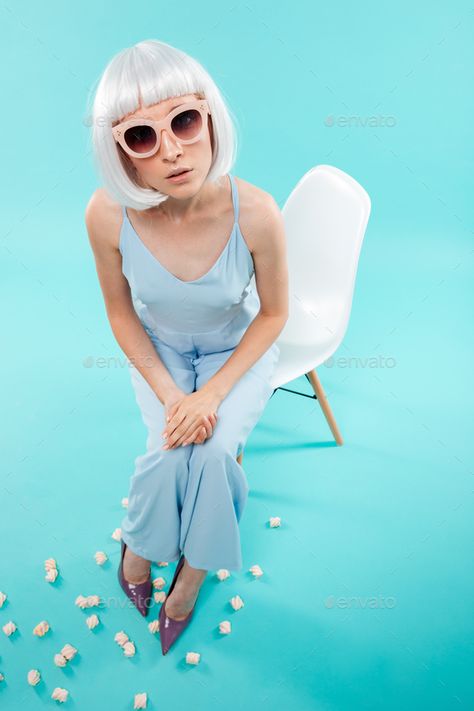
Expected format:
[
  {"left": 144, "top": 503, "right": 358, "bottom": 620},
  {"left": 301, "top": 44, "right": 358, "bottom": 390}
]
[{"left": 165, "top": 416, "right": 214, "bottom": 449}]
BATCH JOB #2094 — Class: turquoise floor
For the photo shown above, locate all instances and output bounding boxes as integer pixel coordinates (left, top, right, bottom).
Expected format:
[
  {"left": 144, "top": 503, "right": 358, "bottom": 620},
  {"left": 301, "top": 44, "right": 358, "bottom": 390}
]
[
  {"left": 1, "top": 0, "right": 473, "bottom": 709},
  {"left": 1, "top": 226, "right": 472, "bottom": 709}
]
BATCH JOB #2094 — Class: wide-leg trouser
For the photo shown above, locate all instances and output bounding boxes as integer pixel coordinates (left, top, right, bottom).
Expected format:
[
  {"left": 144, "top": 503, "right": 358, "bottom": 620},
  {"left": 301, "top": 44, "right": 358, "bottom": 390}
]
[{"left": 121, "top": 338, "right": 279, "bottom": 571}]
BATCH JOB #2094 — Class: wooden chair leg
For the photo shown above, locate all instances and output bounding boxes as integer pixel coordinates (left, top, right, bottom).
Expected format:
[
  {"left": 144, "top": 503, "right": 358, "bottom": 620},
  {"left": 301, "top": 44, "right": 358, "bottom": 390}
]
[
  {"left": 306, "top": 368, "right": 344, "bottom": 445},
  {"left": 236, "top": 451, "right": 243, "bottom": 465}
]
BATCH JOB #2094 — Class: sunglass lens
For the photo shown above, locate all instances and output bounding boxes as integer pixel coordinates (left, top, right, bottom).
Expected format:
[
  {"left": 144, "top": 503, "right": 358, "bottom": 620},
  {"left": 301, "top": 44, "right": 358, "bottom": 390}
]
[
  {"left": 171, "top": 109, "right": 203, "bottom": 140},
  {"left": 124, "top": 125, "right": 157, "bottom": 154}
]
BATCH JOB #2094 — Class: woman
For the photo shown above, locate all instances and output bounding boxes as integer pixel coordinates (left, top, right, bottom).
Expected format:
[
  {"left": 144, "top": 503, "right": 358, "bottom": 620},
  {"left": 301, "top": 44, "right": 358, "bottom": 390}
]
[{"left": 85, "top": 39, "right": 288, "bottom": 654}]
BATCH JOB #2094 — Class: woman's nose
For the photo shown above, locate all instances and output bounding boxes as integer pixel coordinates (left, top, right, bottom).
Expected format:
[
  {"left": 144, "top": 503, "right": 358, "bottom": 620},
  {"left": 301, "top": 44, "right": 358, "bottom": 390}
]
[{"left": 159, "top": 129, "right": 182, "bottom": 158}]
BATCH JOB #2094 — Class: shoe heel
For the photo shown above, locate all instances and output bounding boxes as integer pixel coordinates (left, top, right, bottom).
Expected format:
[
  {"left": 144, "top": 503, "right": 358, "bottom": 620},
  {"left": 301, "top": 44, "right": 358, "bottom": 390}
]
[{"left": 118, "top": 539, "right": 152, "bottom": 618}]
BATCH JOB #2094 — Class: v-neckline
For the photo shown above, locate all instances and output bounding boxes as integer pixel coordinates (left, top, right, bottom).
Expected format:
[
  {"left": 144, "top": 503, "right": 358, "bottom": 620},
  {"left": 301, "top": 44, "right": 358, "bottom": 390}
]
[
  {"left": 123, "top": 173, "right": 237, "bottom": 285},
  {"left": 125, "top": 211, "right": 237, "bottom": 285}
]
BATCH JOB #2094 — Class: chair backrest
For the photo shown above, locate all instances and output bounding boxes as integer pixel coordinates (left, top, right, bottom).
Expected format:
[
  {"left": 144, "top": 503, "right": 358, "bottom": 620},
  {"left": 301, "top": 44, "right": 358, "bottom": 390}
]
[{"left": 257, "top": 165, "right": 371, "bottom": 389}]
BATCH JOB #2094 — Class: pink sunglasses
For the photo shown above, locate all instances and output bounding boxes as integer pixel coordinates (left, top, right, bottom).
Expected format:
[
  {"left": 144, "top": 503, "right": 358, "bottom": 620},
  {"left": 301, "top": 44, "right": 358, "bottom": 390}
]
[{"left": 112, "top": 99, "right": 211, "bottom": 159}]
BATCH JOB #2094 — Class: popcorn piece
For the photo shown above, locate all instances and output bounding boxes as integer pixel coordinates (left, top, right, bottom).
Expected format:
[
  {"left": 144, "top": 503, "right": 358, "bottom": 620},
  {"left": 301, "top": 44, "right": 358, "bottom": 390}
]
[
  {"left": 230, "top": 595, "right": 244, "bottom": 611},
  {"left": 51, "top": 686, "right": 69, "bottom": 703},
  {"left": 123, "top": 641, "right": 136, "bottom": 657},
  {"left": 157, "top": 561, "right": 168, "bottom": 567},
  {"left": 75, "top": 595, "right": 88, "bottom": 609},
  {"left": 45, "top": 558, "right": 57, "bottom": 571},
  {"left": 249, "top": 564, "right": 264, "bottom": 578},
  {"left": 27, "top": 669, "right": 41, "bottom": 686},
  {"left": 86, "top": 595, "right": 101, "bottom": 607},
  {"left": 219, "top": 620, "right": 231, "bottom": 634},
  {"left": 148, "top": 619, "right": 160, "bottom": 634},
  {"left": 154, "top": 591, "right": 166, "bottom": 604},
  {"left": 152, "top": 577, "right": 166, "bottom": 590},
  {"left": 94, "top": 551, "right": 108, "bottom": 566},
  {"left": 2, "top": 621, "right": 17, "bottom": 636},
  {"left": 75, "top": 594, "right": 100, "bottom": 609},
  {"left": 111, "top": 528, "right": 122, "bottom": 542},
  {"left": 134, "top": 692, "right": 147, "bottom": 709},
  {"left": 86, "top": 614, "right": 100, "bottom": 630},
  {"left": 61, "top": 644, "right": 78, "bottom": 661},
  {"left": 216, "top": 569, "right": 230, "bottom": 581},
  {"left": 0, "top": 672, "right": 4, "bottom": 681},
  {"left": 0, "top": 591, "right": 7, "bottom": 607},
  {"left": 114, "top": 630, "right": 129, "bottom": 647},
  {"left": 54, "top": 654, "right": 67, "bottom": 667},
  {"left": 45, "top": 568, "right": 59, "bottom": 583},
  {"left": 186, "top": 651, "right": 200, "bottom": 665},
  {"left": 33, "top": 620, "right": 50, "bottom": 637},
  {"left": 269, "top": 516, "right": 281, "bottom": 528},
  {"left": 121, "top": 497, "right": 129, "bottom": 508}
]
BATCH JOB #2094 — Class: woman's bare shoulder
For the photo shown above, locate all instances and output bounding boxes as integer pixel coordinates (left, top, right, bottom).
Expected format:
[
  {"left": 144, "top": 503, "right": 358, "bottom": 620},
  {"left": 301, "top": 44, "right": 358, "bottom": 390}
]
[
  {"left": 234, "top": 176, "right": 282, "bottom": 252},
  {"left": 84, "top": 187, "right": 123, "bottom": 253}
]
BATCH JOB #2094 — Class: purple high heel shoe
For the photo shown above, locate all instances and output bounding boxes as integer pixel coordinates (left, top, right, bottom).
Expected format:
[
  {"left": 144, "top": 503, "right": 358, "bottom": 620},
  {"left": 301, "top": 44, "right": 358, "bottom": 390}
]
[
  {"left": 159, "top": 553, "right": 196, "bottom": 655},
  {"left": 117, "top": 539, "right": 152, "bottom": 618}
]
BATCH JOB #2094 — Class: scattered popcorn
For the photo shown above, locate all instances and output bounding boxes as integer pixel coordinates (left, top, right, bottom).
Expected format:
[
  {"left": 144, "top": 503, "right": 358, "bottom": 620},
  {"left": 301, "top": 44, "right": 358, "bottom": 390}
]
[
  {"left": 219, "top": 620, "right": 231, "bottom": 634},
  {"left": 269, "top": 517, "right": 281, "bottom": 528},
  {"left": 86, "top": 614, "right": 100, "bottom": 630},
  {"left": 134, "top": 692, "right": 147, "bottom": 709},
  {"left": 111, "top": 528, "right": 122, "bottom": 542},
  {"left": 154, "top": 591, "right": 166, "bottom": 604},
  {"left": 61, "top": 644, "right": 78, "bottom": 661},
  {"left": 123, "top": 641, "right": 136, "bottom": 657},
  {"left": 148, "top": 619, "right": 160, "bottom": 634},
  {"left": 249, "top": 564, "right": 264, "bottom": 578},
  {"left": 27, "top": 669, "right": 41, "bottom": 686},
  {"left": 157, "top": 561, "right": 168, "bottom": 567},
  {"left": 152, "top": 577, "right": 166, "bottom": 590},
  {"left": 216, "top": 569, "right": 230, "bottom": 581},
  {"left": 45, "top": 568, "right": 59, "bottom": 583},
  {"left": 54, "top": 654, "right": 67, "bottom": 668},
  {"left": 51, "top": 686, "right": 69, "bottom": 703},
  {"left": 121, "top": 497, "right": 129, "bottom": 508},
  {"left": 114, "top": 630, "right": 129, "bottom": 647},
  {"left": 94, "top": 551, "right": 108, "bottom": 566},
  {"left": 2, "top": 621, "right": 17, "bottom": 636},
  {"left": 0, "top": 591, "right": 7, "bottom": 607},
  {"left": 45, "top": 558, "right": 58, "bottom": 572},
  {"left": 33, "top": 620, "right": 50, "bottom": 637},
  {"left": 230, "top": 595, "right": 244, "bottom": 611},
  {"left": 186, "top": 651, "right": 200, "bottom": 665}
]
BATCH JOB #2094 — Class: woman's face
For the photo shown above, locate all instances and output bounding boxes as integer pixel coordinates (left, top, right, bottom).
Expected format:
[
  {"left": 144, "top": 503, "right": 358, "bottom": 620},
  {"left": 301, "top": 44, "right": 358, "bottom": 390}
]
[{"left": 119, "top": 93, "right": 214, "bottom": 196}]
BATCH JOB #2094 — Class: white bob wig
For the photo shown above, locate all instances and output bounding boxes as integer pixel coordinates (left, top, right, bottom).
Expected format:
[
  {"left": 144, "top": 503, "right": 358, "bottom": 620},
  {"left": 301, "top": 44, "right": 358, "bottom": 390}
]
[{"left": 86, "top": 39, "right": 239, "bottom": 211}]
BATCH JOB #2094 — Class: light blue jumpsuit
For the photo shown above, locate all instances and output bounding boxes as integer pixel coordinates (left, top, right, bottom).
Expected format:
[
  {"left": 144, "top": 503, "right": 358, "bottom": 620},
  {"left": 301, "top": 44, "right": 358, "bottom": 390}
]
[{"left": 119, "top": 173, "right": 280, "bottom": 571}]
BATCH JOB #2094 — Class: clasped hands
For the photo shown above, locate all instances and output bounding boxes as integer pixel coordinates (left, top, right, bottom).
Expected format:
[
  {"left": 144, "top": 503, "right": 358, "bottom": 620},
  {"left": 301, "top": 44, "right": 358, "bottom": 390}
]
[{"left": 161, "top": 386, "right": 222, "bottom": 450}]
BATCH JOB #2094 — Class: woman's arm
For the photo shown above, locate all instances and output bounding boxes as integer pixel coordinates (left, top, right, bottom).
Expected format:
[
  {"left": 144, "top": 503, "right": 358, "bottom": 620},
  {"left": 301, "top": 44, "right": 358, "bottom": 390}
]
[
  {"left": 84, "top": 189, "right": 183, "bottom": 404},
  {"left": 200, "top": 190, "right": 289, "bottom": 401}
]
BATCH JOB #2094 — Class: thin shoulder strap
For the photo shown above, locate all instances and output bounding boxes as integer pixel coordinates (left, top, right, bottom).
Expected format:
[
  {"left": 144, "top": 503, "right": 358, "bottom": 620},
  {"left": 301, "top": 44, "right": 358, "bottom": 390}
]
[{"left": 228, "top": 173, "right": 239, "bottom": 224}]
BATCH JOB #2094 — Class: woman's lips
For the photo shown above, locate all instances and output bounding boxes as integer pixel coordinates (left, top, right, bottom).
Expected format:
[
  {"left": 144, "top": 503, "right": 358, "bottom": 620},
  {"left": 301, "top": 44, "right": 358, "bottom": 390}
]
[{"left": 166, "top": 169, "right": 193, "bottom": 183}]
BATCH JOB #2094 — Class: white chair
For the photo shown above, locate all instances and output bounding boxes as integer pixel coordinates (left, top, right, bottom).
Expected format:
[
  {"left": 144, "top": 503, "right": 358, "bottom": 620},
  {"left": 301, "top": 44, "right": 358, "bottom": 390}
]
[{"left": 236, "top": 164, "right": 371, "bottom": 465}]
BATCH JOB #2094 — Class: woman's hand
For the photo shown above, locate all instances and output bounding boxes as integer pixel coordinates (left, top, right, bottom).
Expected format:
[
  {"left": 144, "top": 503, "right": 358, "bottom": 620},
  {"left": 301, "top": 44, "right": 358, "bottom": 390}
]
[
  {"left": 162, "top": 388, "right": 222, "bottom": 450},
  {"left": 163, "top": 388, "right": 212, "bottom": 447}
]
